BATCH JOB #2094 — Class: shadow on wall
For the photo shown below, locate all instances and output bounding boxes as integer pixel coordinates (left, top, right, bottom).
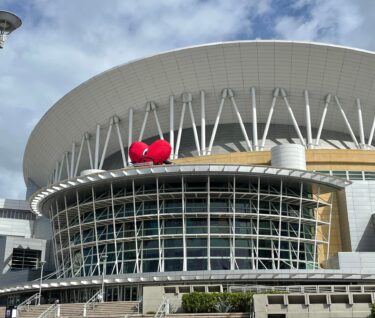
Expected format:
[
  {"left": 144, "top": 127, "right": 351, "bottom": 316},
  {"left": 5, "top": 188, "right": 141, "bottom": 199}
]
[{"left": 357, "top": 216, "right": 375, "bottom": 252}]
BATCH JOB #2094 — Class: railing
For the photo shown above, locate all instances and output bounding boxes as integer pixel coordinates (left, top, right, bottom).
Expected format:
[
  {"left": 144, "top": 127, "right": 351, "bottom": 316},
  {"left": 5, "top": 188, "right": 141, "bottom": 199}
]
[
  {"left": 38, "top": 304, "right": 59, "bottom": 318},
  {"left": 154, "top": 297, "right": 169, "bottom": 318},
  {"left": 17, "top": 293, "right": 40, "bottom": 315},
  {"left": 135, "top": 296, "right": 143, "bottom": 314},
  {"left": 83, "top": 290, "right": 103, "bottom": 317}
]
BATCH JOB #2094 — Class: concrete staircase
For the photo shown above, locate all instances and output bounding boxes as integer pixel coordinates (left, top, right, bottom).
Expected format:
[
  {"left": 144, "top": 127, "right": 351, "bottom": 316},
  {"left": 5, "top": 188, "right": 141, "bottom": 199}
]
[
  {"left": 17, "top": 304, "right": 52, "bottom": 318},
  {"left": 13, "top": 301, "right": 139, "bottom": 318},
  {"left": 2, "top": 304, "right": 246, "bottom": 318},
  {"left": 87, "top": 301, "right": 140, "bottom": 316}
]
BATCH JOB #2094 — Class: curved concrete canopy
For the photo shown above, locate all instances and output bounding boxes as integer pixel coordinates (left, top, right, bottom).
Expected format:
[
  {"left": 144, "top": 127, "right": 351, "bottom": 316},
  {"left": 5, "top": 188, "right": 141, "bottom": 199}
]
[{"left": 23, "top": 41, "right": 375, "bottom": 188}]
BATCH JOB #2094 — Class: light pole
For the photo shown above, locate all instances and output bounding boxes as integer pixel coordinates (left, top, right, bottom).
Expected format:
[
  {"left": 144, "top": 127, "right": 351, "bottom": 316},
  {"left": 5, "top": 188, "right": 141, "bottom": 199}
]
[
  {"left": 0, "top": 11, "right": 22, "bottom": 49},
  {"left": 38, "top": 260, "right": 46, "bottom": 305},
  {"left": 100, "top": 255, "right": 108, "bottom": 303}
]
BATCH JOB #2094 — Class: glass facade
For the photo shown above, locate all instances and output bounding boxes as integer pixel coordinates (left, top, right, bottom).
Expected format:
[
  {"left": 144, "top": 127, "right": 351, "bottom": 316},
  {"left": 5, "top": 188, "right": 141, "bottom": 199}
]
[{"left": 46, "top": 172, "right": 332, "bottom": 278}]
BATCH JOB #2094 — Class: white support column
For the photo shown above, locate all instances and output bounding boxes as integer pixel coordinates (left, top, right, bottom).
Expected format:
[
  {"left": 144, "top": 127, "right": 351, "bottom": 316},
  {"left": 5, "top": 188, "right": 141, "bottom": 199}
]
[
  {"left": 356, "top": 98, "right": 365, "bottom": 148},
  {"left": 334, "top": 96, "right": 360, "bottom": 148},
  {"left": 132, "top": 180, "right": 140, "bottom": 273},
  {"left": 156, "top": 178, "right": 162, "bottom": 272},
  {"left": 188, "top": 100, "right": 201, "bottom": 155},
  {"left": 315, "top": 94, "right": 331, "bottom": 147},
  {"left": 94, "top": 124, "right": 101, "bottom": 169},
  {"left": 367, "top": 115, "right": 375, "bottom": 148},
  {"left": 76, "top": 191, "right": 86, "bottom": 277},
  {"left": 174, "top": 101, "right": 186, "bottom": 159},
  {"left": 208, "top": 89, "right": 227, "bottom": 154},
  {"left": 64, "top": 196, "right": 74, "bottom": 277},
  {"left": 91, "top": 186, "right": 101, "bottom": 276},
  {"left": 65, "top": 152, "right": 70, "bottom": 179},
  {"left": 260, "top": 88, "right": 280, "bottom": 150},
  {"left": 231, "top": 176, "right": 236, "bottom": 270},
  {"left": 128, "top": 108, "right": 133, "bottom": 146},
  {"left": 54, "top": 161, "right": 59, "bottom": 183},
  {"left": 70, "top": 143, "right": 76, "bottom": 178},
  {"left": 58, "top": 155, "right": 65, "bottom": 182},
  {"left": 326, "top": 191, "right": 333, "bottom": 266},
  {"left": 74, "top": 135, "right": 85, "bottom": 177},
  {"left": 207, "top": 175, "right": 211, "bottom": 270},
  {"left": 110, "top": 183, "right": 119, "bottom": 275},
  {"left": 280, "top": 89, "right": 306, "bottom": 147},
  {"left": 228, "top": 89, "right": 253, "bottom": 151},
  {"left": 169, "top": 96, "right": 174, "bottom": 159},
  {"left": 296, "top": 182, "right": 303, "bottom": 269},
  {"left": 251, "top": 87, "right": 259, "bottom": 151},
  {"left": 255, "top": 177, "right": 260, "bottom": 270},
  {"left": 201, "top": 91, "right": 206, "bottom": 155},
  {"left": 114, "top": 116, "right": 127, "bottom": 168},
  {"left": 85, "top": 133, "right": 94, "bottom": 170},
  {"left": 304, "top": 90, "right": 313, "bottom": 149},
  {"left": 313, "top": 188, "right": 320, "bottom": 270},
  {"left": 151, "top": 102, "right": 164, "bottom": 140},
  {"left": 139, "top": 103, "right": 150, "bottom": 141},
  {"left": 181, "top": 176, "right": 187, "bottom": 271},
  {"left": 99, "top": 118, "right": 114, "bottom": 170},
  {"left": 277, "top": 180, "right": 283, "bottom": 270}
]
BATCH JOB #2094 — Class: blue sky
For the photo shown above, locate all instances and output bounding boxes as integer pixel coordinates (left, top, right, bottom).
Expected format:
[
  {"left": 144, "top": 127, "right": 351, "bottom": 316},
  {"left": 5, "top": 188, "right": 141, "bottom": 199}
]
[{"left": 0, "top": 0, "right": 374, "bottom": 199}]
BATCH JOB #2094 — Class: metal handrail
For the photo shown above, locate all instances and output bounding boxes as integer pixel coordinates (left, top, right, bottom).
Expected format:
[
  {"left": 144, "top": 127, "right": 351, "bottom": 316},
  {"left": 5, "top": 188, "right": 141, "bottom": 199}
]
[
  {"left": 17, "top": 293, "right": 40, "bottom": 313},
  {"left": 38, "top": 304, "right": 58, "bottom": 318},
  {"left": 154, "top": 297, "right": 169, "bottom": 318},
  {"left": 83, "top": 290, "right": 102, "bottom": 317}
]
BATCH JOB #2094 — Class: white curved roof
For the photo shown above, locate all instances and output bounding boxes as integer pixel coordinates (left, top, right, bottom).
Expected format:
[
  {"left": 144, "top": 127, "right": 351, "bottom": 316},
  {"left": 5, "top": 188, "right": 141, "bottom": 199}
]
[{"left": 23, "top": 41, "right": 375, "bottom": 187}]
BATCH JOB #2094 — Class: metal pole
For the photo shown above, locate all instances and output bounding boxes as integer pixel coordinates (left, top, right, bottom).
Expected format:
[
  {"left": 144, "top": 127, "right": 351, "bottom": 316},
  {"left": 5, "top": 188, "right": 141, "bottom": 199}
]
[
  {"left": 304, "top": 90, "right": 313, "bottom": 149},
  {"left": 280, "top": 89, "right": 306, "bottom": 147},
  {"left": 169, "top": 96, "right": 174, "bottom": 159},
  {"left": 334, "top": 96, "right": 359, "bottom": 148},
  {"left": 101, "top": 255, "right": 107, "bottom": 302},
  {"left": 229, "top": 89, "right": 253, "bottom": 151},
  {"left": 174, "top": 102, "right": 186, "bottom": 159},
  {"left": 356, "top": 98, "right": 365, "bottom": 148},
  {"left": 201, "top": 91, "right": 206, "bottom": 155},
  {"left": 251, "top": 87, "right": 258, "bottom": 151},
  {"left": 260, "top": 88, "right": 280, "bottom": 150},
  {"left": 208, "top": 89, "right": 227, "bottom": 154},
  {"left": 367, "top": 115, "right": 375, "bottom": 148},
  {"left": 188, "top": 101, "right": 201, "bottom": 155},
  {"left": 38, "top": 261, "right": 46, "bottom": 305},
  {"left": 94, "top": 124, "right": 101, "bottom": 169},
  {"left": 315, "top": 94, "right": 331, "bottom": 146}
]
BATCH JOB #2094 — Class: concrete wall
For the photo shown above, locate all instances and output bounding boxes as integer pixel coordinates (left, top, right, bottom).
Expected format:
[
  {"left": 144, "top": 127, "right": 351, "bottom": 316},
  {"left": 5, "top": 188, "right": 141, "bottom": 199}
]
[
  {"left": 337, "top": 252, "right": 375, "bottom": 272},
  {"left": 253, "top": 293, "right": 374, "bottom": 318},
  {"left": 344, "top": 180, "right": 375, "bottom": 252},
  {"left": 0, "top": 217, "right": 34, "bottom": 238},
  {"left": 0, "top": 236, "right": 47, "bottom": 274}
]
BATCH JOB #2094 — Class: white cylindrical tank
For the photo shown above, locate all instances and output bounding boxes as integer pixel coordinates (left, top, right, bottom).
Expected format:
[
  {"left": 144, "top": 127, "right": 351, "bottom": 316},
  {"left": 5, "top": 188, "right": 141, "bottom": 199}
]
[{"left": 271, "top": 144, "right": 306, "bottom": 170}]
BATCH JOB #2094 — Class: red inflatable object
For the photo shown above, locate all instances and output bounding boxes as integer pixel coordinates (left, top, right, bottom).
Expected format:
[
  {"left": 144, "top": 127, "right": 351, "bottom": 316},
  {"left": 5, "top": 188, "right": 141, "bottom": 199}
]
[
  {"left": 129, "top": 139, "right": 172, "bottom": 165},
  {"left": 129, "top": 141, "right": 148, "bottom": 163}
]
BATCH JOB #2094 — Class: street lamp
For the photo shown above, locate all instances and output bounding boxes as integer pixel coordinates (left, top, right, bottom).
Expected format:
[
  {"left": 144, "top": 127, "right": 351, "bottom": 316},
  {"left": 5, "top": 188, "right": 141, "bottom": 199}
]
[
  {"left": 0, "top": 10, "right": 22, "bottom": 49},
  {"left": 38, "top": 260, "right": 46, "bottom": 305},
  {"left": 100, "top": 255, "right": 108, "bottom": 303}
]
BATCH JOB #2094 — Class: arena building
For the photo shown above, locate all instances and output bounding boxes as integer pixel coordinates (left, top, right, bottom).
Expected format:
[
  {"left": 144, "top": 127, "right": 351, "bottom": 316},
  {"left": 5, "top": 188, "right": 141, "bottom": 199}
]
[{"left": 2, "top": 40, "right": 375, "bottom": 306}]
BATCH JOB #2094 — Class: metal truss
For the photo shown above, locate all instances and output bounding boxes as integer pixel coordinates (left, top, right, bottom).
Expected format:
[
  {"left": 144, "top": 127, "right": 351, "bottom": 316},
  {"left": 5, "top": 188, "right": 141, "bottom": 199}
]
[
  {"left": 45, "top": 87, "right": 374, "bottom": 186},
  {"left": 40, "top": 166, "right": 338, "bottom": 279}
]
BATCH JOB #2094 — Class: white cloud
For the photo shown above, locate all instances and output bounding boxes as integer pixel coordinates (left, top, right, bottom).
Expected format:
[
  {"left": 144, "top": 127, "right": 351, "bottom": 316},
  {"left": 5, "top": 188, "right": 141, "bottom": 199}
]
[
  {"left": 0, "top": 0, "right": 271, "bottom": 199},
  {"left": 1, "top": 0, "right": 375, "bottom": 200}
]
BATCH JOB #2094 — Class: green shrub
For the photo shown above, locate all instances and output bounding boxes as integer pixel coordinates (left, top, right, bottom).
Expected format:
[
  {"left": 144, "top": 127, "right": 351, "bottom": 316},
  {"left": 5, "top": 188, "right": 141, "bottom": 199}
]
[
  {"left": 182, "top": 290, "right": 286, "bottom": 313},
  {"left": 371, "top": 303, "right": 375, "bottom": 318},
  {"left": 182, "top": 292, "right": 254, "bottom": 313}
]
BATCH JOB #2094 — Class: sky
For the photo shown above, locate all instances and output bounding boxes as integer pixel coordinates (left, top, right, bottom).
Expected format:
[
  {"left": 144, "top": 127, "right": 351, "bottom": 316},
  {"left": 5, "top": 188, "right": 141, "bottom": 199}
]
[{"left": 1, "top": 0, "right": 375, "bottom": 199}]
